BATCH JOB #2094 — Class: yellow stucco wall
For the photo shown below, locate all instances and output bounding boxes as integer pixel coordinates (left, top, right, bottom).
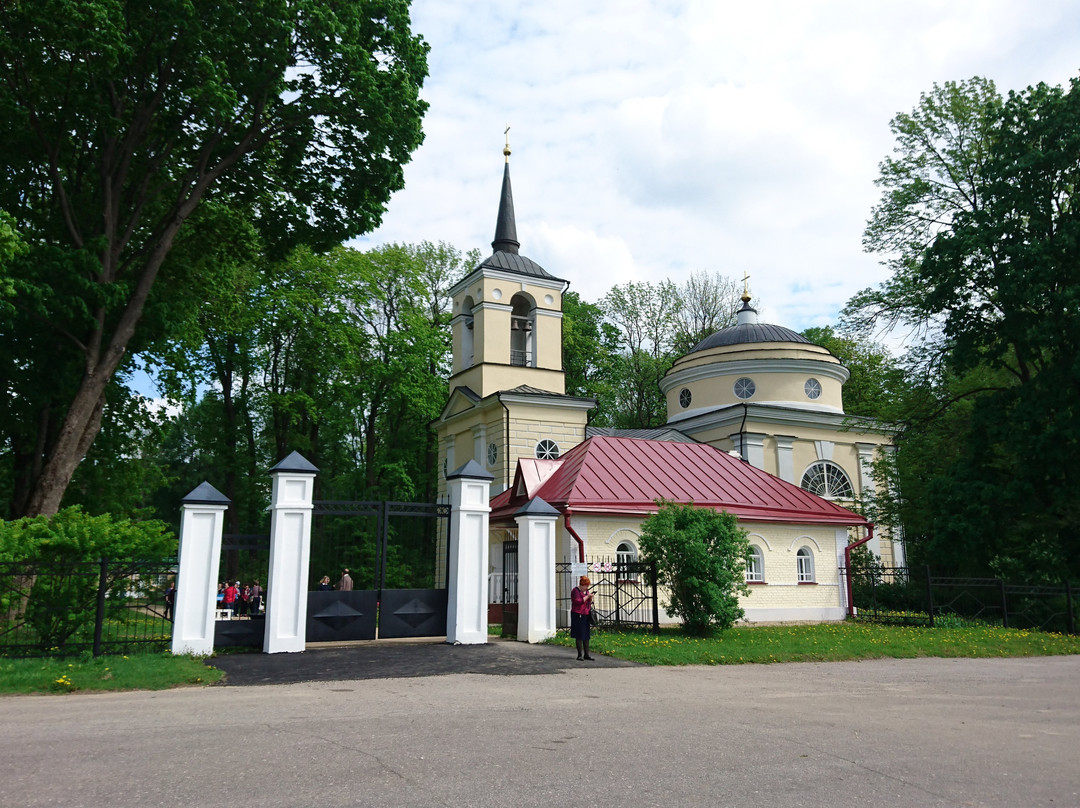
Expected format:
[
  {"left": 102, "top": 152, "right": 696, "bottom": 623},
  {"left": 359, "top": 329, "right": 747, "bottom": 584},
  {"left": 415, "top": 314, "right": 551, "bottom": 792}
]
[{"left": 546, "top": 514, "right": 851, "bottom": 623}]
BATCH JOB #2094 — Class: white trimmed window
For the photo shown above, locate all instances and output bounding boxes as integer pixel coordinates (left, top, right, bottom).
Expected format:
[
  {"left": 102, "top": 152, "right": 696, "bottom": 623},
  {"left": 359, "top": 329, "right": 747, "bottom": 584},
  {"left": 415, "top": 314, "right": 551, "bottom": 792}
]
[
  {"left": 800, "top": 461, "right": 854, "bottom": 499},
  {"left": 616, "top": 541, "right": 638, "bottom": 581},
  {"left": 797, "top": 547, "right": 815, "bottom": 583},
  {"left": 746, "top": 546, "right": 764, "bottom": 582}
]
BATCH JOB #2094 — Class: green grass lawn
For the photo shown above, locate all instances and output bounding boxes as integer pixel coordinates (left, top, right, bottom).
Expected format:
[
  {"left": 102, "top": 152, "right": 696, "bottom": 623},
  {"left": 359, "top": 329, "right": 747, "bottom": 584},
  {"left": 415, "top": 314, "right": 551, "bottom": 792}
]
[
  {"left": 0, "top": 652, "right": 223, "bottom": 695},
  {"left": 549, "top": 621, "right": 1080, "bottom": 665}
]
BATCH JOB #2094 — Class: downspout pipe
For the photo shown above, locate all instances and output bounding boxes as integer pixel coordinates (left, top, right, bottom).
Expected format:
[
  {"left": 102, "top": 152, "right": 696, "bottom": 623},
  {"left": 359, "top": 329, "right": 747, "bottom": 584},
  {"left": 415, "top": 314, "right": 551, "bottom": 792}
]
[
  {"left": 564, "top": 509, "right": 586, "bottom": 563},
  {"left": 844, "top": 523, "right": 875, "bottom": 619}
]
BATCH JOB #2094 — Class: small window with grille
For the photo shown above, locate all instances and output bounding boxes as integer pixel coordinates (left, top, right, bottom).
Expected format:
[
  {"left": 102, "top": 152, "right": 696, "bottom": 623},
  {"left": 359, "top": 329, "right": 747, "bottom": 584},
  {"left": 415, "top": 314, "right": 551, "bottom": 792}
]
[{"left": 535, "top": 439, "right": 560, "bottom": 460}]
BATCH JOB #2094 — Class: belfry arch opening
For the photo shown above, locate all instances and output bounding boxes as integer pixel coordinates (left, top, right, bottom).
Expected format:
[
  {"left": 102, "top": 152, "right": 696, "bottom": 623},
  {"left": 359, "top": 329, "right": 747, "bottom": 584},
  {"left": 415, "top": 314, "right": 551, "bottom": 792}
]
[
  {"left": 462, "top": 295, "right": 475, "bottom": 368},
  {"left": 510, "top": 293, "right": 534, "bottom": 367}
]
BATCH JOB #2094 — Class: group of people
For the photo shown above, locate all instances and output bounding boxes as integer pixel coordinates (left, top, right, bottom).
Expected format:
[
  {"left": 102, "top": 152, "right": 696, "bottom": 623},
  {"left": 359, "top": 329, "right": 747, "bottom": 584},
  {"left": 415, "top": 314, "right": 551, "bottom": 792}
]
[
  {"left": 216, "top": 580, "right": 263, "bottom": 618},
  {"left": 316, "top": 569, "right": 354, "bottom": 591}
]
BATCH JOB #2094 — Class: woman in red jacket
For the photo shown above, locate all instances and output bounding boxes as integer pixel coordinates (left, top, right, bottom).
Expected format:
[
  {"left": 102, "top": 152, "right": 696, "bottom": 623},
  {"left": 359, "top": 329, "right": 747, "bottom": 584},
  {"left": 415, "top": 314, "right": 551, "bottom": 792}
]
[{"left": 570, "top": 575, "right": 594, "bottom": 661}]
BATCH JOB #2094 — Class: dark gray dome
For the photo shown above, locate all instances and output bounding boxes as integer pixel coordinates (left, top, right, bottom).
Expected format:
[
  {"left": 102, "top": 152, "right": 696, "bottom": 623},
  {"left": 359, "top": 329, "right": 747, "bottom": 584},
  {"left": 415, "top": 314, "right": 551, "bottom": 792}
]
[
  {"left": 477, "top": 250, "right": 561, "bottom": 280},
  {"left": 690, "top": 322, "right": 812, "bottom": 352}
]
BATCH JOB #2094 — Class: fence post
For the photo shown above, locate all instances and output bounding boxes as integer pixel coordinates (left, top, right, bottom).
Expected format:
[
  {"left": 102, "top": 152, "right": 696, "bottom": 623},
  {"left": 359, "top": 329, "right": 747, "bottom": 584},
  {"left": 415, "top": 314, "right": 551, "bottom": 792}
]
[
  {"left": 264, "top": 451, "right": 318, "bottom": 654},
  {"left": 925, "top": 565, "right": 934, "bottom": 628},
  {"left": 1066, "top": 581, "right": 1075, "bottom": 635},
  {"left": 445, "top": 460, "right": 493, "bottom": 645},
  {"left": 93, "top": 558, "right": 108, "bottom": 657},
  {"left": 172, "top": 482, "right": 231, "bottom": 656},
  {"left": 514, "top": 497, "right": 558, "bottom": 643},
  {"left": 999, "top": 578, "right": 1009, "bottom": 629},
  {"left": 651, "top": 560, "right": 660, "bottom": 634}
]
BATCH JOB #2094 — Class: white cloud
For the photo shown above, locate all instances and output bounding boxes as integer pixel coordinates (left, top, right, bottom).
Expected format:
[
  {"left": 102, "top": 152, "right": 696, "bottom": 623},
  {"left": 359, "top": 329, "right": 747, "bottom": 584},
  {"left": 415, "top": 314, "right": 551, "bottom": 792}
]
[{"left": 360, "top": 0, "right": 1080, "bottom": 338}]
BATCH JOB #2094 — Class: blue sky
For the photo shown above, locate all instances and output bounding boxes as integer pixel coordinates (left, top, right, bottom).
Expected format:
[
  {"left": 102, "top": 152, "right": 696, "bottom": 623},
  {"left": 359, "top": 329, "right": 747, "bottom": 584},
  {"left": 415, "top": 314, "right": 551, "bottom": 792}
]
[{"left": 357, "top": 0, "right": 1080, "bottom": 335}]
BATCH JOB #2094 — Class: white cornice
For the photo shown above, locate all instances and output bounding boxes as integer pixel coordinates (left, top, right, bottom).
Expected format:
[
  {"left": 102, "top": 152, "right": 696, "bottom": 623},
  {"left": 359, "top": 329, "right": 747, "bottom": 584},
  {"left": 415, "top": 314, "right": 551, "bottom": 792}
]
[
  {"left": 499, "top": 392, "right": 596, "bottom": 411},
  {"left": 450, "top": 268, "right": 566, "bottom": 297},
  {"left": 661, "top": 357, "right": 849, "bottom": 393},
  {"left": 668, "top": 403, "right": 894, "bottom": 437},
  {"left": 473, "top": 301, "right": 513, "bottom": 314}
]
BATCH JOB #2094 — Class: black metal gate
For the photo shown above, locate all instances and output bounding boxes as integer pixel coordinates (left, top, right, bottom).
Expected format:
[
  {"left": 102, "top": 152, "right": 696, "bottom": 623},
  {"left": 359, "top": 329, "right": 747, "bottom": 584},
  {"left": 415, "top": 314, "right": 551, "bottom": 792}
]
[{"left": 307, "top": 500, "right": 450, "bottom": 642}]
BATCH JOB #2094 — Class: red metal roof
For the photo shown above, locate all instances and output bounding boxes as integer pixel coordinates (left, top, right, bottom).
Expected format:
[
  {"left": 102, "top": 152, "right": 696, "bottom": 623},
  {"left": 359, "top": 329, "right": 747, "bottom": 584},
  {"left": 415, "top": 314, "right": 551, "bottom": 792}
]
[{"left": 489, "top": 436, "right": 869, "bottom": 527}]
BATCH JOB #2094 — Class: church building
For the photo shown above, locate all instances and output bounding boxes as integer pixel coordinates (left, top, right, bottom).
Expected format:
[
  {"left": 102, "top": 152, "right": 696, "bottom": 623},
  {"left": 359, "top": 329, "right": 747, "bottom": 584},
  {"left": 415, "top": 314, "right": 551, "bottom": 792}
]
[{"left": 433, "top": 148, "right": 900, "bottom": 625}]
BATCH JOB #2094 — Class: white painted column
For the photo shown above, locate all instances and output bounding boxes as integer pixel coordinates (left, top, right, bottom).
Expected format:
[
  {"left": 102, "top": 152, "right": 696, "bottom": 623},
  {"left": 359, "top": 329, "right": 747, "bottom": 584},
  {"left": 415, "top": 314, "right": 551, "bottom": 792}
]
[
  {"left": 446, "top": 460, "right": 493, "bottom": 645},
  {"left": 775, "top": 435, "right": 796, "bottom": 483},
  {"left": 172, "top": 482, "right": 230, "bottom": 656},
  {"left": 263, "top": 451, "right": 318, "bottom": 654},
  {"left": 731, "top": 432, "right": 767, "bottom": 469},
  {"left": 515, "top": 498, "right": 558, "bottom": 643}
]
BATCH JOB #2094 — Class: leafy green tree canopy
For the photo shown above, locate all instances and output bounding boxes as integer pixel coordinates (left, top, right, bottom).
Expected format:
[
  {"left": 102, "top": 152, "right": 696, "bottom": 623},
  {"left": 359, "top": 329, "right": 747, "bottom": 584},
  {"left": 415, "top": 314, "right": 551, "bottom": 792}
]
[
  {"left": 0, "top": 0, "right": 429, "bottom": 516},
  {"left": 639, "top": 501, "right": 751, "bottom": 635}
]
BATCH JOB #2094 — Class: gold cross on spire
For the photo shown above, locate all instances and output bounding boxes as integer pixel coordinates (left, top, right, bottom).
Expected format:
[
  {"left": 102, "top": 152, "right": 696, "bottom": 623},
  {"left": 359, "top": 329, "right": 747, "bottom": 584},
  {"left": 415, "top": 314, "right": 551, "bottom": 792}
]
[
  {"left": 504, "top": 124, "right": 511, "bottom": 162},
  {"left": 741, "top": 271, "right": 751, "bottom": 302}
]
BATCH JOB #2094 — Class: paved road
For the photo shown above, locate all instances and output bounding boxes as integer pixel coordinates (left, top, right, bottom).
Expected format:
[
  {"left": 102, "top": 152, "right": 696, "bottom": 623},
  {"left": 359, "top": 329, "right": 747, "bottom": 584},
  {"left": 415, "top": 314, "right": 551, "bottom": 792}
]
[{"left": 2, "top": 647, "right": 1078, "bottom": 808}]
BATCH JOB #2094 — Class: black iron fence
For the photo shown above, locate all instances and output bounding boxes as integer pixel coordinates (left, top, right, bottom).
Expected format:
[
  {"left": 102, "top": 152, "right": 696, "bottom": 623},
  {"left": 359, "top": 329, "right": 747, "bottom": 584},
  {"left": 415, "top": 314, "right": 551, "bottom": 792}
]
[
  {"left": 0, "top": 558, "right": 177, "bottom": 657},
  {"left": 843, "top": 565, "right": 1078, "bottom": 634},
  {"left": 557, "top": 557, "right": 660, "bottom": 632}
]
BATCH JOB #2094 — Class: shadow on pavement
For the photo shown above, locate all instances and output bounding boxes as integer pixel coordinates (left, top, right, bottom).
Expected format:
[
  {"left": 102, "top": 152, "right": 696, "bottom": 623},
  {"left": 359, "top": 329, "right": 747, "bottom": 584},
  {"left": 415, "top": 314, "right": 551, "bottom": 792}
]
[{"left": 207, "top": 637, "right": 638, "bottom": 686}]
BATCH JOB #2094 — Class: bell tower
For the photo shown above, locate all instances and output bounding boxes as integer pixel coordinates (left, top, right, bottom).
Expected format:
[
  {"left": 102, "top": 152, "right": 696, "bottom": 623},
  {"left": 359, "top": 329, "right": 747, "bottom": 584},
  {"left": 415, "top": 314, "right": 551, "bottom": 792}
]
[
  {"left": 434, "top": 141, "right": 595, "bottom": 503},
  {"left": 447, "top": 140, "right": 567, "bottom": 397}
]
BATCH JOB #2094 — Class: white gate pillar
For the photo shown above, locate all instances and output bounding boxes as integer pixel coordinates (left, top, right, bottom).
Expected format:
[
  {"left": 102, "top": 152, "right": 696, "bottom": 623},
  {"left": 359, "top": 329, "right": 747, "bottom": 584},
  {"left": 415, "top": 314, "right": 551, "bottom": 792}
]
[
  {"left": 172, "top": 482, "right": 230, "bottom": 656},
  {"left": 515, "top": 497, "right": 558, "bottom": 643},
  {"left": 446, "top": 460, "right": 493, "bottom": 645},
  {"left": 263, "top": 451, "right": 318, "bottom": 654}
]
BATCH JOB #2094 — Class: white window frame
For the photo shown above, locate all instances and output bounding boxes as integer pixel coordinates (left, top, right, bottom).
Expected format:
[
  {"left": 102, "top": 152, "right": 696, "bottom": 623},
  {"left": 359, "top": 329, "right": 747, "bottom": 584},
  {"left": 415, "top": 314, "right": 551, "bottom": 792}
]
[
  {"left": 616, "top": 541, "right": 638, "bottom": 581},
  {"left": 746, "top": 545, "right": 764, "bottom": 582},
  {"left": 797, "top": 547, "right": 815, "bottom": 583},
  {"left": 800, "top": 461, "right": 854, "bottom": 499}
]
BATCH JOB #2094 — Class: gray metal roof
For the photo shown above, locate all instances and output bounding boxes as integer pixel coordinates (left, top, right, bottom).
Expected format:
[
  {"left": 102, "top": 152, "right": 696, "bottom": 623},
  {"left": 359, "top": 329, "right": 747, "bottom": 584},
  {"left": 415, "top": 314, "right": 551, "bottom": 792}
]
[
  {"left": 476, "top": 250, "right": 562, "bottom": 281},
  {"left": 690, "top": 322, "right": 812, "bottom": 352},
  {"left": 586, "top": 426, "right": 699, "bottom": 443}
]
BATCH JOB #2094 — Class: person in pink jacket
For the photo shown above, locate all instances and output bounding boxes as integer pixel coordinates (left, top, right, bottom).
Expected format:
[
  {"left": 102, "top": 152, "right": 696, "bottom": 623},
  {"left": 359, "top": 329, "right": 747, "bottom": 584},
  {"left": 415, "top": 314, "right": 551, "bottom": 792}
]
[{"left": 570, "top": 575, "right": 594, "bottom": 661}]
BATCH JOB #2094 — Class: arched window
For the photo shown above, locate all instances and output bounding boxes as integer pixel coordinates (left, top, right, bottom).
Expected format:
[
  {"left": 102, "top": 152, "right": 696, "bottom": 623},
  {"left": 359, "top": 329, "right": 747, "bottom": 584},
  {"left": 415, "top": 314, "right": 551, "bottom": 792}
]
[
  {"left": 800, "top": 461, "right": 854, "bottom": 499},
  {"left": 462, "top": 295, "right": 475, "bottom": 368},
  {"left": 797, "top": 547, "right": 815, "bottom": 583},
  {"left": 510, "top": 294, "right": 534, "bottom": 367},
  {"left": 746, "top": 546, "right": 764, "bottom": 582},
  {"left": 616, "top": 540, "right": 638, "bottom": 581}
]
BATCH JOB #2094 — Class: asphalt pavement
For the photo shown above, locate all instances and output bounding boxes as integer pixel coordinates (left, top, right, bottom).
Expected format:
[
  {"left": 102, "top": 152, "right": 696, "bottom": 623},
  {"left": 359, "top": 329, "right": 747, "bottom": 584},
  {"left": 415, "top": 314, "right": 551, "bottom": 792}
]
[{"left": 2, "top": 644, "right": 1078, "bottom": 808}]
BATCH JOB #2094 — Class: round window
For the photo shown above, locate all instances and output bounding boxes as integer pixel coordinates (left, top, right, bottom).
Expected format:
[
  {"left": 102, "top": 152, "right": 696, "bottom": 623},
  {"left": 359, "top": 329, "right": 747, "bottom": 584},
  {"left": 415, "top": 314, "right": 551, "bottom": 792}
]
[
  {"left": 734, "top": 377, "right": 756, "bottom": 400},
  {"left": 804, "top": 378, "right": 822, "bottom": 400},
  {"left": 679, "top": 388, "right": 692, "bottom": 408},
  {"left": 535, "top": 439, "right": 560, "bottom": 460},
  {"left": 487, "top": 442, "right": 498, "bottom": 466}
]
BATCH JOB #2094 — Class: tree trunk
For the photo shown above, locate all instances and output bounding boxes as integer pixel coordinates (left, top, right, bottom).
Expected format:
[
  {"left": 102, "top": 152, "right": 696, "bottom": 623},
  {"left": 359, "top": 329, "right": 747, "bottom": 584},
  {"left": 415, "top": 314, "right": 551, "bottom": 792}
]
[{"left": 23, "top": 374, "right": 108, "bottom": 516}]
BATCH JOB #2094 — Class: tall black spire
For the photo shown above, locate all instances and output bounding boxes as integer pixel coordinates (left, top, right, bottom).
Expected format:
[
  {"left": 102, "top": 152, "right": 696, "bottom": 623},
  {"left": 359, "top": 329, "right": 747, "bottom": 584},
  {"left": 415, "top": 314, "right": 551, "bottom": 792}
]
[{"left": 492, "top": 135, "right": 520, "bottom": 255}]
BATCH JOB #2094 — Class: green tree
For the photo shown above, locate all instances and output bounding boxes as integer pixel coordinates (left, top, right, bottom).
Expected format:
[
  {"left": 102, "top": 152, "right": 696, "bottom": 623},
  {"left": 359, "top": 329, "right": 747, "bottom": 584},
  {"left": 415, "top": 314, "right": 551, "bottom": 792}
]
[
  {"left": 672, "top": 270, "right": 743, "bottom": 355},
  {"left": 0, "top": 507, "right": 176, "bottom": 648},
  {"left": 561, "top": 290, "right": 618, "bottom": 412},
  {"left": 800, "top": 326, "right": 904, "bottom": 419},
  {"left": 639, "top": 501, "right": 751, "bottom": 635},
  {"left": 0, "top": 0, "right": 429, "bottom": 516},
  {"left": 850, "top": 77, "right": 1002, "bottom": 344},
  {"left": 847, "top": 74, "right": 1080, "bottom": 581},
  {"left": 600, "top": 280, "right": 680, "bottom": 428}
]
